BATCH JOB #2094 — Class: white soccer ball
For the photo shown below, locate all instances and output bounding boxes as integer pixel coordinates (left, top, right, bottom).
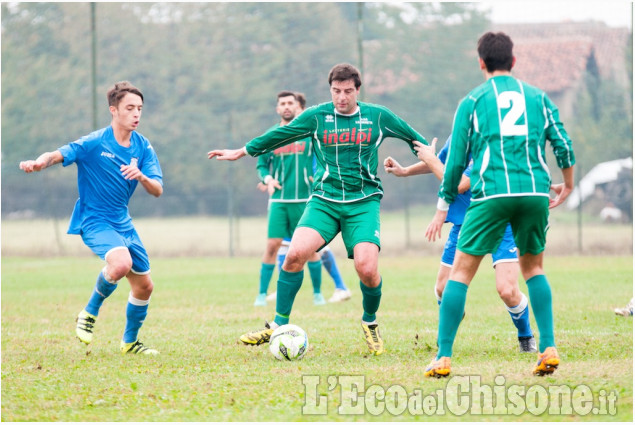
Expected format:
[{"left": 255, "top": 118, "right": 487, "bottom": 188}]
[{"left": 269, "top": 324, "right": 309, "bottom": 361}]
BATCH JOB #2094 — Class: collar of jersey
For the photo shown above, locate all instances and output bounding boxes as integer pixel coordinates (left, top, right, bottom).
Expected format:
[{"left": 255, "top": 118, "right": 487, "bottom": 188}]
[{"left": 333, "top": 104, "right": 360, "bottom": 117}]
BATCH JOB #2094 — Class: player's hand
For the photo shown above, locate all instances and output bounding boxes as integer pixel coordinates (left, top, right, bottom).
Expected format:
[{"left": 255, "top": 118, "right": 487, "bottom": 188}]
[
  {"left": 425, "top": 209, "right": 447, "bottom": 242},
  {"left": 267, "top": 179, "right": 282, "bottom": 196},
  {"left": 256, "top": 182, "right": 268, "bottom": 192},
  {"left": 383, "top": 156, "right": 406, "bottom": 176},
  {"left": 549, "top": 183, "right": 572, "bottom": 209},
  {"left": 414, "top": 138, "right": 437, "bottom": 164},
  {"left": 19, "top": 159, "right": 46, "bottom": 173},
  {"left": 207, "top": 148, "right": 247, "bottom": 161},
  {"left": 120, "top": 163, "right": 143, "bottom": 180}
]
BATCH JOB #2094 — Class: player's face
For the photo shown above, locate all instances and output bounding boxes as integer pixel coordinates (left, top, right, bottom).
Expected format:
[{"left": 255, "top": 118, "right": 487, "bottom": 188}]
[
  {"left": 276, "top": 95, "right": 297, "bottom": 124},
  {"left": 330, "top": 79, "right": 359, "bottom": 115},
  {"left": 110, "top": 92, "right": 143, "bottom": 131}
]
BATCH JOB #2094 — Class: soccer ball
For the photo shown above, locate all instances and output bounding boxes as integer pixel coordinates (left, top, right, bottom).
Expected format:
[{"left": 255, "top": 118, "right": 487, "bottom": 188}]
[{"left": 269, "top": 324, "right": 308, "bottom": 361}]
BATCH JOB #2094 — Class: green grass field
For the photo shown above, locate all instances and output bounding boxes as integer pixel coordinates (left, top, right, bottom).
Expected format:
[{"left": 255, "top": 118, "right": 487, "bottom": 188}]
[{"left": 1, "top": 255, "right": 632, "bottom": 421}]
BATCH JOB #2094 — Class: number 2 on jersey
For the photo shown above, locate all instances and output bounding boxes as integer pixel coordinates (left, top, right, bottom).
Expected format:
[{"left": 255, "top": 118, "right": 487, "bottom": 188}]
[{"left": 498, "top": 91, "right": 528, "bottom": 136}]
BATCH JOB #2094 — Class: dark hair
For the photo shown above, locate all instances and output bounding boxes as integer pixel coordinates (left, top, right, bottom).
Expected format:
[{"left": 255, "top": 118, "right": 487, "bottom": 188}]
[
  {"left": 294, "top": 92, "right": 306, "bottom": 109},
  {"left": 277, "top": 90, "right": 296, "bottom": 101},
  {"left": 328, "top": 63, "right": 362, "bottom": 88},
  {"left": 107, "top": 81, "right": 143, "bottom": 107},
  {"left": 477, "top": 32, "right": 514, "bottom": 72}
]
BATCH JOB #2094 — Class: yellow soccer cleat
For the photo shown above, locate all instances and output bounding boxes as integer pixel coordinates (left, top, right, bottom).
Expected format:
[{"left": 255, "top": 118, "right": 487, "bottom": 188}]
[
  {"left": 120, "top": 340, "right": 159, "bottom": 355},
  {"left": 240, "top": 321, "right": 274, "bottom": 345},
  {"left": 76, "top": 309, "right": 97, "bottom": 345},
  {"left": 361, "top": 321, "right": 384, "bottom": 356},
  {"left": 424, "top": 356, "right": 451, "bottom": 378},
  {"left": 533, "top": 346, "right": 559, "bottom": 376}
]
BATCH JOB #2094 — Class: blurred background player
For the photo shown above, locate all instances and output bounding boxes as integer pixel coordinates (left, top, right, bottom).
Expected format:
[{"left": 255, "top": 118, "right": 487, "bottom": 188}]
[
  {"left": 18, "top": 81, "right": 163, "bottom": 355},
  {"left": 384, "top": 134, "right": 537, "bottom": 353},
  {"left": 253, "top": 91, "right": 325, "bottom": 307},
  {"left": 422, "top": 32, "right": 575, "bottom": 377},
  {"left": 209, "top": 63, "right": 431, "bottom": 356}
]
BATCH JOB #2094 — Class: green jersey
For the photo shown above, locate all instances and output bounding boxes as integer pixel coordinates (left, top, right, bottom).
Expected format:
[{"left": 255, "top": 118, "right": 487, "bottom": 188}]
[
  {"left": 256, "top": 123, "right": 313, "bottom": 202},
  {"left": 246, "top": 101, "right": 427, "bottom": 203},
  {"left": 440, "top": 75, "right": 575, "bottom": 205}
]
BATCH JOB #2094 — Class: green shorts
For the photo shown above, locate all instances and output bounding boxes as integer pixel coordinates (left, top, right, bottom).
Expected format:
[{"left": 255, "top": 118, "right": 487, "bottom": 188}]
[
  {"left": 267, "top": 201, "right": 307, "bottom": 239},
  {"left": 297, "top": 195, "right": 381, "bottom": 259},
  {"left": 458, "top": 196, "right": 549, "bottom": 256}
]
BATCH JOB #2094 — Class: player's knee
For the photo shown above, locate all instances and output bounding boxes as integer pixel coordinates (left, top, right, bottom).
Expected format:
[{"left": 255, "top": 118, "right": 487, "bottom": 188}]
[
  {"left": 355, "top": 262, "right": 378, "bottom": 286},
  {"left": 283, "top": 250, "right": 306, "bottom": 272},
  {"left": 107, "top": 260, "right": 133, "bottom": 281},
  {"left": 497, "top": 284, "right": 517, "bottom": 304}
]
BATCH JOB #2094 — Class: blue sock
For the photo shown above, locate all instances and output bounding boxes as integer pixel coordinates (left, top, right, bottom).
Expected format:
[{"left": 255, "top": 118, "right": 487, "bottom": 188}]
[
  {"left": 321, "top": 249, "right": 346, "bottom": 290},
  {"left": 123, "top": 293, "right": 150, "bottom": 344},
  {"left": 258, "top": 263, "right": 275, "bottom": 295},
  {"left": 85, "top": 268, "right": 118, "bottom": 316},
  {"left": 506, "top": 293, "right": 533, "bottom": 338},
  {"left": 277, "top": 253, "right": 286, "bottom": 272}
]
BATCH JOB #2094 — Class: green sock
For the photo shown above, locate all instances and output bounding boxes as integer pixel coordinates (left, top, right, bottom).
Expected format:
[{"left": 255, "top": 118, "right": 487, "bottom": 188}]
[
  {"left": 437, "top": 280, "right": 468, "bottom": 359},
  {"left": 526, "top": 274, "right": 555, "bottom": 352},
  {"left": 274, "top": 270, "right": 303, "bottom": 326},
  {"left": 258, "top": 263, "right": 275, "bottom": 295},
  {"left": 308, "top": 260, "right": 322, "bottom": 294},
  {"left": 360, "top": 280, "right": 382, "bottom": 323}
]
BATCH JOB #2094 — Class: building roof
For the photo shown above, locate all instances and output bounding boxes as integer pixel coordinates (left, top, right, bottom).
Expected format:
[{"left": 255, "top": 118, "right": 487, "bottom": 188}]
[
  {"left": 496, "top": 22, "right": 631, "bottom": 90},
  {"left": 511, "top": 38, "right": 595, "bottom": 93}
]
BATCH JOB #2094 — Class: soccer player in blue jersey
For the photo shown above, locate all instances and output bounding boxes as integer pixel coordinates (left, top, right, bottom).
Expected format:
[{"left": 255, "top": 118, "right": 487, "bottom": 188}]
[
  {"left": 422, "top": 32, "right": 575, "bottom": 377},
  {"left": 19, "top": 81, "right": 163, "bottom": 355},
  {"left": 384, "top": 135, "right": 537, "bottom": 353}
]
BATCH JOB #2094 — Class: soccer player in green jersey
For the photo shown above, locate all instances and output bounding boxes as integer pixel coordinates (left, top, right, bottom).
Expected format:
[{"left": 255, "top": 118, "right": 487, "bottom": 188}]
[
  {"left": 422, "top": 32, "right": 575, "bottom": 377},
  {"left": 253, "top": 91, "right": 325, "bottom": 307},
  {"left": 209, "top": 63, "right": 430, "bottom": 355}
]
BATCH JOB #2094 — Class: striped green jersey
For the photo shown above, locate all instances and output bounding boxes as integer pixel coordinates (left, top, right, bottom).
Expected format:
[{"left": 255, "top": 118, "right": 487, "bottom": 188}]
[
  {"left": 246, "top": 101, "right": 427, "bottom": 203},
  {"left": 440, "top": 75, "right": 575, "bottom": 204},
  {"left": 256, "top": 123, "right": 313, "bottom": 202}
]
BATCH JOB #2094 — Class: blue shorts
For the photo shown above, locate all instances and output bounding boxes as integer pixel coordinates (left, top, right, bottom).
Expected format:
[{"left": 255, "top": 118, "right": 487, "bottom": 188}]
[
  {"left": 441, "top": 223, "right": 518, "bottom": 268},
  {"left": 81, "top": 223, "right": 150, "bottom": 274}
]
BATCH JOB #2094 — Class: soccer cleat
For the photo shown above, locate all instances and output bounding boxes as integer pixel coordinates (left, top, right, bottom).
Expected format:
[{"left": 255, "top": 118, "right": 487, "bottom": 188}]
[
  {"left": 328, "top": 289, "right": 352, "bottom": 303},
  {"left": 265, "top": 292, "right": 277, "bottom": 302},
  {"left": 76, "top": 309, "right": 96, "bottom": 344},
  {"left": 424, "top": 356, "right": 451, "bottom": 378},
  {"left": 532, "top": 346, "right": 560, "bottom": 376},
  {"left": 614, "top": 298, "right": 633, "bottom": 316},
  {"left": 120, "top": 340, "right": 159, "bottom": 355},
  {"left": 253, "top": 293, "right": 267, "bottom": 307},
  {"left": 313, "top": 293, "right": 326, "bottom": 305},
  {"left": 518, "top": 336, "right": 537, "bottom": 353},
  {"left": 361, "top": 321, "right": 384, "bottom": 355},
  {"left": 240, "top": 321, "right": 274, "bottom": 345}
]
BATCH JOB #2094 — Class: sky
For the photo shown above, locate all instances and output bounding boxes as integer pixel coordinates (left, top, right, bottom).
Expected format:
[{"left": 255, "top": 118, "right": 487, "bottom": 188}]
[{"left": 477, "top": 0, "right": 633, "bottom": 28}]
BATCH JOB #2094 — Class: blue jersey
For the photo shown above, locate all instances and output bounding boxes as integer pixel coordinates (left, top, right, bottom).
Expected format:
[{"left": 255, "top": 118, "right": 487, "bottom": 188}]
[
  {"left": 58, "top": 126, "right": 163, "bottom": 235},
  {"left": 437, "top": 136, "right": 472, "bottom": 225}
]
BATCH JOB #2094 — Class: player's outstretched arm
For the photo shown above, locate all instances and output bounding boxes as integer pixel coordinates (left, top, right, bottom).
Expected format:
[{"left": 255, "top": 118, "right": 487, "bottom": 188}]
[
  {"left": 208, "top": 147, "right": 248, "bottom": 161},
  {"left": 19, "top": 151, "right": 63, "bottom": 173},
  {"left": 384, "top": 156, "right": 431, "bottom": 177}
]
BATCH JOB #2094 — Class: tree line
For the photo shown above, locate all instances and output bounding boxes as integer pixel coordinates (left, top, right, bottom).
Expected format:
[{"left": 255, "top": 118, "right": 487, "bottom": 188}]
[{"left": 2, "top": 2, "right": 631, "bottom": 218}]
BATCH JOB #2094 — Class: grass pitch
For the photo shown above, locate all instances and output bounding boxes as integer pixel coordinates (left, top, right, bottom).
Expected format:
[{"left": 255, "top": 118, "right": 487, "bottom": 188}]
[{"left": 1, "top": 255, "right": 632, "bottom": 421}]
